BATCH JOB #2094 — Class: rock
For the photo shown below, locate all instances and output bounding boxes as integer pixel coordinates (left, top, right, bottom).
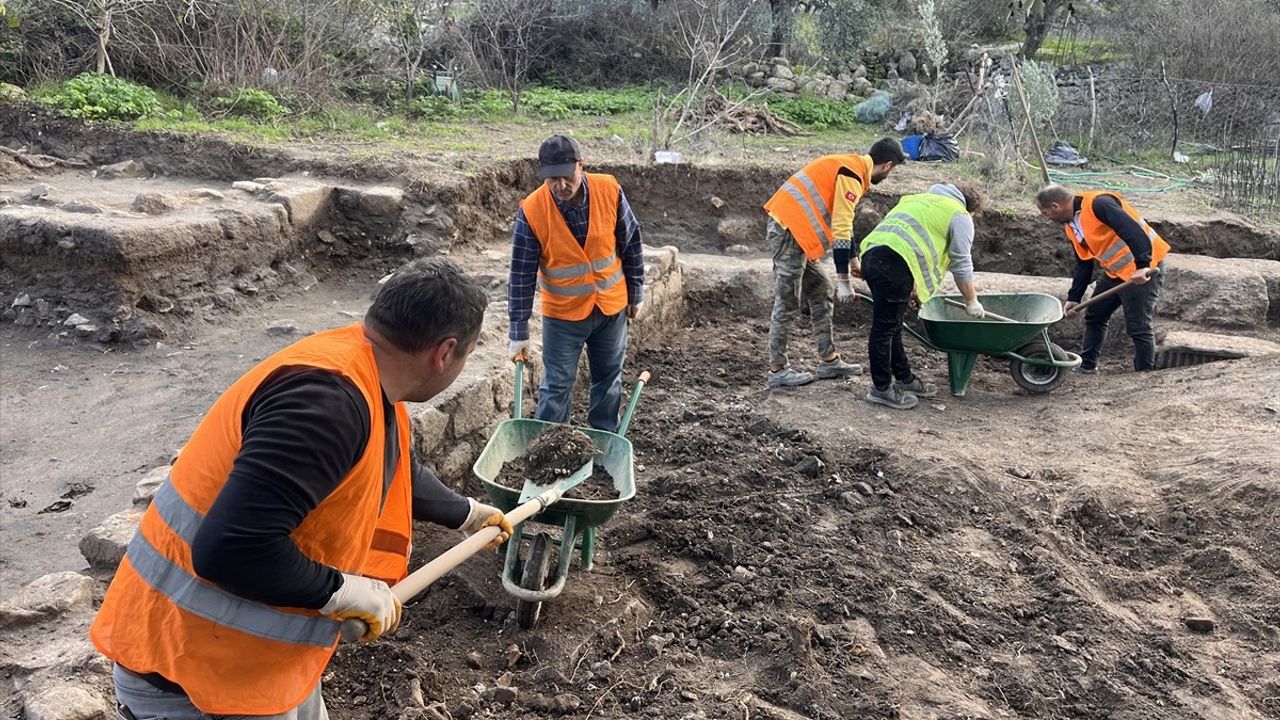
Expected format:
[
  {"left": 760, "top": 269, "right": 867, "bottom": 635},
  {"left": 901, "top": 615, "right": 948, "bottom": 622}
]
[
  {"left": 358, "top": 186, "right": 405, "bottom": 216},
  {"left": 825, "top": 80, "right": 850, "bottom": 100},
  {"left": 854, "top": 64, "right": 868, "bottom": 78},
  {"left": 528, "top": 693, "right": 583, "bottom": 715},
  {"left": 131, "top": 192, "right": 186, "bottom": 215},
  {"left": 265, "top": 181, "right": 333, "bottom": 227},
  {"left": 266, "top": 321, "right": 299, "bottom": 336},
  {"left": 133, "top": 466, "right": 169, "bottom": 507},
  {"left": 770, "top": 56, "right": 791, "bottom": 68},
  {"left": 12, "top": 293, "right": 31, "bottom": 308},
  {"left": 1006, "top": 466, "right": 1033, "bottom": 480},
  {"left": 771, "top": 64, "right": 796, "bottom": 80},
  {"left": 853, "top": 481, "right": 874, "bottom": 496},
  {"left": 0, "top": 571, "right": 94, "bottom": 628},
  {"left": 766, "top": 77, "right": 797, "bottom": 93},
  {"left": 60, "top": 200, "right": 104, "bottom": 214},
  {"left": 645, "top": 633, "right": 675, "bottom": 654},
  {"left": 732, "top": 565, "right": 755, "bottom": 580},
  {"left": 466, "top": 651, "right": 483, "bottom": 669},
  {"left": 742, "top": 62, "right": 760, "bottom": 75},
  {"left": 22, "top": 684, "right": 110, "bottom": 720},
  {"left": 1160, "top": 255, "right": 1271, "bottom": 328},
  {"left": 898, "top": 51, "right": 917, "bottom": 80},
  {"left": 839, "top": 491, "right": 860, "bottom": 508},
  {"left": 75, "top": 324, "right": 97, "bottom": 337},
  {"left": 232, "top": 180, "right": 265, "bottom": 194},
  {"left": 1184, "top": 617, "right": 1216, "bottom": 633},
  {"left": 504, "top": 643, "right": 522, "bottom": 668},
  {"left": 62, "top": 313, "right": 90, "bottom": 327},
  {"left": 97, "top": 160, "right": 147, "bottom": 179},
  {"left": 79, "top": 509, "right": 143, "bottom": 569},
  {"left": 483, "top": 685, "right": 517, "bottom": 706},
  {"left": 26, "top": 183, "right": 51, "bottom": 200},
  {"left": 725, "top": 244, "right": 752, "bottom": 256},
  {"left": 0, "top": 82, "right": 24, "bottom": 99},
  {"left": 793, "top": 455, "right": 823, "bottom": 478},
  {"left": 190, "top": 188, "right": 226, "bottom": 200},
  {"left": 746, "top": 73, "right": 766, "bottom": 88},
  {"left": 450, "top": 378, "right": 496, "bottom": 436},
  {"left": 412, "top": 406, "right": 452, "bottom": 455}
]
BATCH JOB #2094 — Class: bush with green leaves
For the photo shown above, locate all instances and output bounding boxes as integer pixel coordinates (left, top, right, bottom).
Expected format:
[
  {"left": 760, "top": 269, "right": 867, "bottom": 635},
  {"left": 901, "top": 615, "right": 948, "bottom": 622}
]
[
  {"left": 210, "top": 88, "right": 288, "bottom": 118},
  {"left": 34, "top": 73, "right": 162, "bottom": 120},
  {"left": 771, "top": 97, "right": 859, "bottom": 130}
]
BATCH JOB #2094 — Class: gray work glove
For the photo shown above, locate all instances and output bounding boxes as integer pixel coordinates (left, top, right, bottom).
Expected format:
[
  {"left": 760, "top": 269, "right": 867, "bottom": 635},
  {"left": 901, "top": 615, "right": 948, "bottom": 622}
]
[{"left": 965, "top": 298, "right": 986, "bottom": 318}]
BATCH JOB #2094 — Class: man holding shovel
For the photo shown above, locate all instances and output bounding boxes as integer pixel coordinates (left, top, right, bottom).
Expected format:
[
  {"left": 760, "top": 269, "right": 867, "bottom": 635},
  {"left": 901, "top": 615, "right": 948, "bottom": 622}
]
[
  {"left": 90, "top": 258, "right": 513, "bottom": 720},
  {"left": 1035, "top": 184, "right": 1169, "bottom": 373}
]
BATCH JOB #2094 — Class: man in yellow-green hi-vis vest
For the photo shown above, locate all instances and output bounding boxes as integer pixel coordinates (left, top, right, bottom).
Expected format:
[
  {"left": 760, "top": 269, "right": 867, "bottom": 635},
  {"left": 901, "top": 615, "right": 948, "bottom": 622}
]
[{"left": 859, "top": 182, "right": 987, "bottom": 410}]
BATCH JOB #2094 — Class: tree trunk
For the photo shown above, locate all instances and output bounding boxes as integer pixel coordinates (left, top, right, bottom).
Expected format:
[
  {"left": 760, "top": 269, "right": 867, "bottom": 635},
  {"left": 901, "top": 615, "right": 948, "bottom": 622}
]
[
  {"left": 768, "top": 0, "right": 790, "bottom": 59},
  {"left": 1019, "top": 0, "right": 1061, "bottom": 60},
  {"left": 96, "top": 4, "right": 110, "bottom": 74}
]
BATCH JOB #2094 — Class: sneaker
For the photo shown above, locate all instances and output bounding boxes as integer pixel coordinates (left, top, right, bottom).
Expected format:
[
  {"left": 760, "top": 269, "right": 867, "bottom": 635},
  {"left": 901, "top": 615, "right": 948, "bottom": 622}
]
[
  {"left": 894, "top": 377, "right": 938, "bottom": 397},
  {"left": 816, "top": 356, "right": 863, "bottom": 379},
  {"left": 1072, "top": 365, "right": 1098, "bottom": 375},
  {"left": 865, "top": 385, "right": 919, "bottom": 410},
  {"left": 767, "top": 366, "right": 815, "bottom": 389}
]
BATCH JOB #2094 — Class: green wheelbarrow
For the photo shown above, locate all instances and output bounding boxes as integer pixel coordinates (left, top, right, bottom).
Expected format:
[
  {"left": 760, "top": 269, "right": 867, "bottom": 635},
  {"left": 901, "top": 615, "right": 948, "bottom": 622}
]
[
  {"left": 890, "top": 292, "right": 1082, "bottom": 396},
  {"left": 472, "top": 361, "right": 648, "bottom": 628}
]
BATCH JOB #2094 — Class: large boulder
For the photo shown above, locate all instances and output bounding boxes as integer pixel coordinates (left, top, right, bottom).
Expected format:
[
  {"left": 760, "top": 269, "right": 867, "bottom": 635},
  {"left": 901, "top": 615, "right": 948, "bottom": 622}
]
[
  {"left": 766, "top": 77, "right": 798, "bottom": 93},
  {"left": 0, "top": 572, "right": 94, "bottom": 629},
  {"left": 79, "top": 509, "right": 143, "bottom": 569},
  {"left": 1159, "top": 254, "right": 1271, "bottom": 328},
  {"left": 772, "top": 64, "right": 795, "bottom": 80}
]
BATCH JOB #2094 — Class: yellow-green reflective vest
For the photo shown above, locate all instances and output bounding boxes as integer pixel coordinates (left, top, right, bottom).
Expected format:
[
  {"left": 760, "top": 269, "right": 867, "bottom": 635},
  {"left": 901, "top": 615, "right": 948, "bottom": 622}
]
[{"left": 859, "top": 192, "right": 965, "bottom": 302}]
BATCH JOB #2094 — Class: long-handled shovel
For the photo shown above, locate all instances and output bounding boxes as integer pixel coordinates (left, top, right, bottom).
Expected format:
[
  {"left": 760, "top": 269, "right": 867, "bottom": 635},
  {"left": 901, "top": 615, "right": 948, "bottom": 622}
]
[{"left": 1065, "top": 268, "right": 1161, "bottom": 318}]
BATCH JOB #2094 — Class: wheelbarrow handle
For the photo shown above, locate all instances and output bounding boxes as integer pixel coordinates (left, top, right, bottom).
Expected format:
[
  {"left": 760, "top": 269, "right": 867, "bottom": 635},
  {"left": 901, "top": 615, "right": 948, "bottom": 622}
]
[
  {"left": 616, "top": 370, "right": 650, "bottom": 438},
  {"left": 339, "top": 482, "right": 567, "bottom": 643},
  {"left": 513, "top": 360, "right": 525, "bottom": 419}
]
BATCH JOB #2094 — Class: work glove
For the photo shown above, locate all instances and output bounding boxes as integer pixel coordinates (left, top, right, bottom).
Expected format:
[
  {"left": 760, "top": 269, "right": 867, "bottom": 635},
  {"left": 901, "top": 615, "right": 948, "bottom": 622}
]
[
  {"left": 835, "top": 274, "right": 855, "bottom": 303},
  {"left": 626, "top": 303, "right": 641, "bottom": 320},
  {"left": 320, "top": 573, "right": 402, "bottom": 642},
  {"left": 459, "top": 499, "right": 514, "bottom": 551},
  {"left": 965, "top": 298, "right": 986, "bottom": 318},
  {"left": 509, "top": 339, "right": 529, "bottom": 363}
]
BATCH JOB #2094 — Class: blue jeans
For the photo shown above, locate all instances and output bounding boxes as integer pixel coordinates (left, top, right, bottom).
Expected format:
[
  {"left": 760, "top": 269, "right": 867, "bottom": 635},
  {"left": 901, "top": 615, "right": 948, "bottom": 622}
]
[{"left": 536, "top": 308, "right": 628, "bottom": 432}]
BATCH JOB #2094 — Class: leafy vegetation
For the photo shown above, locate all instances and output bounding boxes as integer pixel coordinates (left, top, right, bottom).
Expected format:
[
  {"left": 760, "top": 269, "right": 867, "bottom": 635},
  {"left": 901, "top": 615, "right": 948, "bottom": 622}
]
[
  {"left": 33, "top": 73, "right": 163, "bottom": 120},
  {"left": 210, "top": 88, "right": 290, "bottom": 119}
]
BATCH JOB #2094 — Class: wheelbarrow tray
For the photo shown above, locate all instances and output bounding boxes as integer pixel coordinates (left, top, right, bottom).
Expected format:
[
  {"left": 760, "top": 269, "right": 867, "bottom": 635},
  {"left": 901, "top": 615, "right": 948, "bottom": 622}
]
[
  {"left": 474, "top": 418, "right": 636, "bottom": 530},
  {"left": 917, "top": 292, "right": 1064, "bottom": 354}
]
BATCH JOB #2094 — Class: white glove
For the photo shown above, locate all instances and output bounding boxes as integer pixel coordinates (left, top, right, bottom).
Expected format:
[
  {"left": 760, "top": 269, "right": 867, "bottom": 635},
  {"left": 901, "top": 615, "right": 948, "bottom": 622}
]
[
  {"left": 835, "top": 275, "right": 855, "bottom": 303},
  {"left": 459, "top": 498, "right": 514, "bottom": 551},
  {"left": 320, "top": 573, "right": 401, "bottom": 642},
  {"left": 965, "top": 298, "right": 986, "bottom": 318},
  {"left": 509, "top": 339, "right": 529, "bottom": 362}
]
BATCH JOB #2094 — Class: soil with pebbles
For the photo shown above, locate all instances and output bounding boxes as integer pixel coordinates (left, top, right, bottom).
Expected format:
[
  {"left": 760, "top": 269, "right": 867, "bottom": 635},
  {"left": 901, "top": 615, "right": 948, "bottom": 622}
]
[{"left": 324, "top": 289, "right": 1280, "bottom": 720}]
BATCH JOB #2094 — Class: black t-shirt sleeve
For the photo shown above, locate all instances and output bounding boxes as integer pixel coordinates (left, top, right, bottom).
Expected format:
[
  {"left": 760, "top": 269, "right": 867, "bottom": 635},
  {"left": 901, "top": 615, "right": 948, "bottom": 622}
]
[
  {"left": 1092, "top": 195, "right": 1153, "bottom": 267},
  {"left": 412, "top": 460, "right": 471, "bottom": 529},
  {"left": 190, "top": 368, "right": 370, "bottom": 609},
  {"left": 1067, "top": 257, "right": 1095, "bottom": 303}
]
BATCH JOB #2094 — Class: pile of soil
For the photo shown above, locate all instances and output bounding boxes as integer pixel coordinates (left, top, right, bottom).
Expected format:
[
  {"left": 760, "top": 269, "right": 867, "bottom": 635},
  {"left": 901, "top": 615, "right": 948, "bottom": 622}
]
[
  {"left": 499, "top": 426, "right": 595, "bottom": 487},
  {"left": 562, "top": 464, "right": 619, "bottom": 501},
  {"left": 324, "top": 289, "right": 1279, "bottom": 720}
]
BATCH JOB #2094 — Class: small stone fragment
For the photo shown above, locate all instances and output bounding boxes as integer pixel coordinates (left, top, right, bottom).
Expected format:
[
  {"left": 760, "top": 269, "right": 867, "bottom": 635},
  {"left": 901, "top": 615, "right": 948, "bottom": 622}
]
[
  {"left": 853, "top": 481, "right": 874, "bottom": 496},
  {"left": 466, "top": 650, "right": 483, "bottom": 669},
  {"left": 1184, "top": 617, "right": 1216, "bottom": 633}
]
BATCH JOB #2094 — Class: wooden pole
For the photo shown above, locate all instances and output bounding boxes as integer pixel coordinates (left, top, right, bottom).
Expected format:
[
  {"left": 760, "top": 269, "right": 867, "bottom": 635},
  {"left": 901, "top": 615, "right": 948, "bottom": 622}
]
[{"left": 1011, "top": 58, "right": 1052, "bottom": 184}]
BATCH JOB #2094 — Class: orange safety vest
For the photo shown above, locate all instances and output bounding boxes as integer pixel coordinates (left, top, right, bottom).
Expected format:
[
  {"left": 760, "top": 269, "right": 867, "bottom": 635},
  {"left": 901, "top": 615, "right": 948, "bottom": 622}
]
[
  {"left": 89, "top": 324, "right": 412, "bottom": 716},
  {"left": 764, "top": 154, "right": 872, "bottom": 261},
  {"left": 522, "top": 173, "right": 629, "bottom": 322},
  {"left": 1067, "top": 191, "right": 1170, "bottom": 280}
]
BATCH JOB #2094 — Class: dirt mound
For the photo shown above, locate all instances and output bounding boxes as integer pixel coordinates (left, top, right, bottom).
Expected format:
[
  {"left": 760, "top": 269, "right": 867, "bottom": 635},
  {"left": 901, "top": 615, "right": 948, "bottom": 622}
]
[{"left": 323, "top": 291, "right": 1279, "bottom": 720}]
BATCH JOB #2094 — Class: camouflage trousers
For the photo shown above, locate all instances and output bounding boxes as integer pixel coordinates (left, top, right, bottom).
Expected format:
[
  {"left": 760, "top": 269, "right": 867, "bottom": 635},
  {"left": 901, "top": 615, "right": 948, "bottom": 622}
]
[{"left": 767, "top": 219, "right": 836, "bottom": 367}]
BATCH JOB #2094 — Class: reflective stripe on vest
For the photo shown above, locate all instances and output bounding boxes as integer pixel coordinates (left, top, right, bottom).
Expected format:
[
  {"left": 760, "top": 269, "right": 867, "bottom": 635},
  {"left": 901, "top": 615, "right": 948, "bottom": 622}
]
[
  {"left": 764, "top": 154, "right": 871, "bottom": 261},
  {"left": 540, "top": 253, "right": 619, "bottom": 281},
  {"left": 860, "top": 192, "right": 963, "bottom": 303}
]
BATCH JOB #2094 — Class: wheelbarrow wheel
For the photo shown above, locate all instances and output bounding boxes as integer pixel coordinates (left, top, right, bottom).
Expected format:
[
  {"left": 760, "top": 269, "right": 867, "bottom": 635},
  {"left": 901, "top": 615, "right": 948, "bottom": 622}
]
[
  {"left": 1010, "top": 340, "right": 1070, "bottom": 394},
  {"left": 516, "top": 532, "right": 552, "bottom": 629}
]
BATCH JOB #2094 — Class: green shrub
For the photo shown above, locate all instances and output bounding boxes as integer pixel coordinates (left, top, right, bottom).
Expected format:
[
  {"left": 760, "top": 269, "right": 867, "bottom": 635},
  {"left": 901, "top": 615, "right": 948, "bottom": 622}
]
[
  {"left": 34, "top": 73, "right": 162, "bottom": 120},
  {"left": 210, "top": 88, "right": 289, "bottom": 118},
  {"left": 771, "top": 97, "right": 859, "bottom": 130}
]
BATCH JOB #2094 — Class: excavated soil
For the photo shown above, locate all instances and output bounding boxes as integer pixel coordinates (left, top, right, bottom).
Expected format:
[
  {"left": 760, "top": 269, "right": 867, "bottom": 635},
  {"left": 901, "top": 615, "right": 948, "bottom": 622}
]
[
  {"left": 498, "top": 426, "right": 596, "bottom": 489},
  {"left": 323, "top": 289, "right": 1280, "bottom": 720}
]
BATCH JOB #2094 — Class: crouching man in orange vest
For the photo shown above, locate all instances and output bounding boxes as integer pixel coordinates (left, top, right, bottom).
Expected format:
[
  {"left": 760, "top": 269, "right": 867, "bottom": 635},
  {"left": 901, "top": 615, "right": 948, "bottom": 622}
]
[
  {"left": 508, "top": 135, "right": 645, "bottom": 431},
  {"left": 763, "top": 138, "right": 906, "bottom": 389},
  {"left": 1035, "top": 184, "right": 1170, "bottom": 373},
  {"left": 90, "top": 258, "right": 514, "bottom": 720}
]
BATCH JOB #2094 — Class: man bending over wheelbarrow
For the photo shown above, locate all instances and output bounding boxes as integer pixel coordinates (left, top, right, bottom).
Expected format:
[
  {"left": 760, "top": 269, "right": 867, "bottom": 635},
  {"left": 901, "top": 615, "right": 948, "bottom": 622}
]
[
  {"left": 856, "top": 182, "right": 988, "bottom": 410},
  {"left": 1035, "top": 184, "right": 1169, "bottom": 374},
  {"left": 507, "top": 135, "right": 646, "bottom": 432}
]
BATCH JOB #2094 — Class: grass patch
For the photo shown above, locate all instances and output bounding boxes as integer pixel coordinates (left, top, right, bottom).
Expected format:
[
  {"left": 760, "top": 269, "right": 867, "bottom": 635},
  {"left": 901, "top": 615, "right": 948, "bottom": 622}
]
[{"left": 1037, "top": 36, "right": 1124, "bottom": 65}]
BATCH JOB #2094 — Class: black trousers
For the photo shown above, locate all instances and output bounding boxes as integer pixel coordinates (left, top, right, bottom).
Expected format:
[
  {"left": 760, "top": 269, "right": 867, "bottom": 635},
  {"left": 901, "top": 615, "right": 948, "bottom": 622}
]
[
  {"left": 1080, "top": 265, "right": 1164, "bottom": 371},
  {"left": 862, "top": 246, "right": 917, "bottom": 391}
]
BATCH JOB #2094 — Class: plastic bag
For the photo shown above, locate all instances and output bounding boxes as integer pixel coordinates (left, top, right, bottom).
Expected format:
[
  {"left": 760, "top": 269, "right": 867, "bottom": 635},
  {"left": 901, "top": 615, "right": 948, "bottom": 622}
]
[
  {"left": 918, "top": 133, "right": 960, "bottom": 162},
  {"left": 1044, "top": 141, "right": 1088, "bottom": 166}
]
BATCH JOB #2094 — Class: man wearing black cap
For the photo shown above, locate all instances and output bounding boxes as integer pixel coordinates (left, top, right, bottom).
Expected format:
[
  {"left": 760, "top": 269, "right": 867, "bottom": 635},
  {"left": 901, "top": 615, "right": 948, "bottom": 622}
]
[{"left": 507, "top": 135, "right": 645, "bottom": 431}]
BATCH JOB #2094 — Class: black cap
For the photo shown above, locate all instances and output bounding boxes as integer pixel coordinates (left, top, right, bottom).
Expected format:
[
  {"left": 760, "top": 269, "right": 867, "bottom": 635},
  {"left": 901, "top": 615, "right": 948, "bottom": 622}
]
[{"left": 538, "top": 135, "right": 581, "bottom": 179}]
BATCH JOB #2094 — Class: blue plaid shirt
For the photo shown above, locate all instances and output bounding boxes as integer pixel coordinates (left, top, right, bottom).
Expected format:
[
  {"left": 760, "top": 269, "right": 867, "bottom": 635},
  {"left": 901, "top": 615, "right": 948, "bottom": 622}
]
[{"left": 508, "top": 176, "right": 646, "bottom": 341}]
